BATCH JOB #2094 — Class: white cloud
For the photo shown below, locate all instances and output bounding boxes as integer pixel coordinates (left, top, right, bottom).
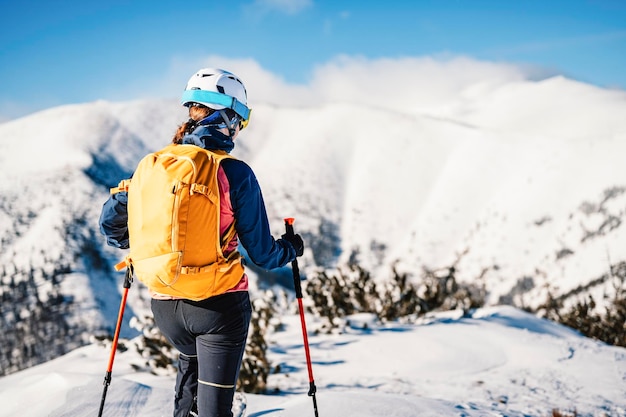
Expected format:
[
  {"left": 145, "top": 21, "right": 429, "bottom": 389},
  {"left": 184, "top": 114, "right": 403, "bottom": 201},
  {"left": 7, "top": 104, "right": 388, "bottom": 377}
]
[
  {"left": 0, "top": 52, "right": 542, "bottom": 124},
  {"left": 251, "top": 0, "right": 313, "bottom": 15},
  {"left": 306, "top": 55, "right": 531, "bottom": 113},
  {"left": 111, "top": 53, "right": 548, "bottom": 117},
  {"left": 177, "top": 54, "right": 535, "bottom": 115},
  {"left": 149, "top": 55, "right": 315, "bottom": 108}
]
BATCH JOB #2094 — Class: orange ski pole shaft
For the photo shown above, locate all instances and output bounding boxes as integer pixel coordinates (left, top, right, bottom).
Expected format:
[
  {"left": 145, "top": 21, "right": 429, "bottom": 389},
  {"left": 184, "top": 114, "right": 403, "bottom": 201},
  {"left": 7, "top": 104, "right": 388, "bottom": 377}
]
[{"left": 98, "top": 268, "right": 132, "bottom": 417}]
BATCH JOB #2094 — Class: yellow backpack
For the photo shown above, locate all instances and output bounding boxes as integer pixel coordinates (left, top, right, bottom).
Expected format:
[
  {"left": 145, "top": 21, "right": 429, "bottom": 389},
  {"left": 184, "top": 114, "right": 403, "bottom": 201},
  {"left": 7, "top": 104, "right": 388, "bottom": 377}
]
[{"left": 111, "top": 143, "right": 245, "bottom": 300}]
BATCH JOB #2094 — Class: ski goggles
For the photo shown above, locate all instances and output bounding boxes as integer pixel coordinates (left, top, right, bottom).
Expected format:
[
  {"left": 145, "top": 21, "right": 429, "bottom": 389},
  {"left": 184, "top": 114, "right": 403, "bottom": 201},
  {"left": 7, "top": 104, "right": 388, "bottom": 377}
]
[
  {"left": 240, "top": 110, "right": 251, "bottom": 129},
  {"left": 181, "top": 90, "right": 251, "bottom": 129}
]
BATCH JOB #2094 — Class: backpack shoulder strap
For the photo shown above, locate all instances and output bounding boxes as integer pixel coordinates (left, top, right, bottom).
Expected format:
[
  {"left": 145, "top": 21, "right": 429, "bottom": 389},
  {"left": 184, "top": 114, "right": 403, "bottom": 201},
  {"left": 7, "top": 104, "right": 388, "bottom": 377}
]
[{"left": 205, "top": 150, "right": 239, "bottom": 250}]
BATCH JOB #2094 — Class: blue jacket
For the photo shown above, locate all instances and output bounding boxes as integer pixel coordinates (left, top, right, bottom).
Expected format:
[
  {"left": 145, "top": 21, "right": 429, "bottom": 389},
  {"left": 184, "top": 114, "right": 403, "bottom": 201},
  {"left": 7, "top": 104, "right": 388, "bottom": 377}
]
[{"left": 99, "top": 126, "right": 297, "bottom": 270}]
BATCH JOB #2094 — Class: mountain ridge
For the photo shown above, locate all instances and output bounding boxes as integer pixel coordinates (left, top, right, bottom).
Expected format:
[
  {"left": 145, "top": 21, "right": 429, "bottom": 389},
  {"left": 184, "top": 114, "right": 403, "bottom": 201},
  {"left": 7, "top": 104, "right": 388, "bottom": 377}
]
[{"left": 1, "top": 74, "right": 625, "bottom": 375}]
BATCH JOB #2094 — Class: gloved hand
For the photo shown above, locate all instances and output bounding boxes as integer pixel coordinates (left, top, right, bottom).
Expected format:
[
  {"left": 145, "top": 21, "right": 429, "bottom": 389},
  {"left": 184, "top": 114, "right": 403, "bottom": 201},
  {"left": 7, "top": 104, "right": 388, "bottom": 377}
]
[{"left": 282, "top": 232, "right": 304, "bottom": 257}]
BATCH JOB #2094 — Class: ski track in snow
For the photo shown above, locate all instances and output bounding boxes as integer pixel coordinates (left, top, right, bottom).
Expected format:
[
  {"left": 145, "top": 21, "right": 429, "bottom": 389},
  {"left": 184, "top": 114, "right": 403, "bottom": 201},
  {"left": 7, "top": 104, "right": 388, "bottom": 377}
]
[{"left": 49, "top": 379, "right": 152, "bottom": 417}]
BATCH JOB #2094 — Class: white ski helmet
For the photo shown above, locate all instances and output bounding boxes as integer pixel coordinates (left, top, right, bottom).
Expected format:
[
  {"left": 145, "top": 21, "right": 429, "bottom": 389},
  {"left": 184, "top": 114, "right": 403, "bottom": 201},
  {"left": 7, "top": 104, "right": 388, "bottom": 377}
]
[{"left": 181, "top": 68, "right": 251, "bottom": 126}]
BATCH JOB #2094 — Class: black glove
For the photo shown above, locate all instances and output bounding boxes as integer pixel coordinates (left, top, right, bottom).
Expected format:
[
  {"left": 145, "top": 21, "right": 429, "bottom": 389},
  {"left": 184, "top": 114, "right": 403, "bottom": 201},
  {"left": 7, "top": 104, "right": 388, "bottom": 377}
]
[{"left": 282, "top": 233, "right": 304, "bottom": 257}]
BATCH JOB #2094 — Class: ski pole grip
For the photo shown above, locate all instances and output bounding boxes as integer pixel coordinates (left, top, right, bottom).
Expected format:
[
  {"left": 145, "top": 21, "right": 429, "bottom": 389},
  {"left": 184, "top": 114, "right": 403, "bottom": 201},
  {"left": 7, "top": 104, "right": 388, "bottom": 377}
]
[
  {"left": 123, "top": 265, "right": 133, "bottom": 289},
  {"left": 284, "top": 217, "right": 304, "bottom": 299}
]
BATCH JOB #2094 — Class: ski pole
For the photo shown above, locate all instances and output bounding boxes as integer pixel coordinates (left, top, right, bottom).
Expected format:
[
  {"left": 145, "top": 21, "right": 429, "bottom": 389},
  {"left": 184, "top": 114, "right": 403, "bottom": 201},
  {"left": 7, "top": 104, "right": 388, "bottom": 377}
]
[
  {"left": 284, "top": 218, "right": 319, "bottom": 417},
  {"left": 98, "top": 267, "right": 133, "bottom": 417}
]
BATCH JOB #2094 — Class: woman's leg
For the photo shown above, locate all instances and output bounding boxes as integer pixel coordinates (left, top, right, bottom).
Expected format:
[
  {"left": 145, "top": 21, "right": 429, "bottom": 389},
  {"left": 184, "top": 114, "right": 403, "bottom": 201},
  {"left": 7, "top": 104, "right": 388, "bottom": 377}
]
[
  {"left": 186, "top": 292, "right": 251, "bottom": 417},
  {"left": 175, "top": 353, "right": 199, "bottom": 415},
  {"left": 151, "top": 299, "right": 198, "bottom": 417}
]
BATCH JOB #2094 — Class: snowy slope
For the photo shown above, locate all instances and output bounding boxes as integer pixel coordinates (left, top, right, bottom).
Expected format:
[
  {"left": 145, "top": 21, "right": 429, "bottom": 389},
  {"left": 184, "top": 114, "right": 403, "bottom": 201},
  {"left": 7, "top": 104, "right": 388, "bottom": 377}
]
[
  {"left": 0, "top": 306, "right": 624, "bottom": 417},
  {"left": 0, "top": 100, "right": 186, "bottom": 373}
]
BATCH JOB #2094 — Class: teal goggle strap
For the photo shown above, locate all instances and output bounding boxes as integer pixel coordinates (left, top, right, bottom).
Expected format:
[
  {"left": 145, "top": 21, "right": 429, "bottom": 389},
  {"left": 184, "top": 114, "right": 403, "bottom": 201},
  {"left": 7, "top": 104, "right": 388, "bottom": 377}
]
[{"left": 181, "top": 90, "right": 251, "bottom": 121}]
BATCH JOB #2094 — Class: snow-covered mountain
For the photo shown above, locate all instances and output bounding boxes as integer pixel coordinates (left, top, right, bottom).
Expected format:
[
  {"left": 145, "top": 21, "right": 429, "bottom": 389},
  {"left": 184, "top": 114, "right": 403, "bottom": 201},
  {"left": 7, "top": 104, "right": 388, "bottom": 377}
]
[{"left": 1, "top": 69, "right": 625, "bottom": 378}]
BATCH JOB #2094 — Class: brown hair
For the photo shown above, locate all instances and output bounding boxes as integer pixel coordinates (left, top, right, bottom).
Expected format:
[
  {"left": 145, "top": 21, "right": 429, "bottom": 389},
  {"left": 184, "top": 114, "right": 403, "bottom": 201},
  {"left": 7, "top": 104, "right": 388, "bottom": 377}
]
[{"left": 172, "top": 105, "right": 213, "bottom": 144}]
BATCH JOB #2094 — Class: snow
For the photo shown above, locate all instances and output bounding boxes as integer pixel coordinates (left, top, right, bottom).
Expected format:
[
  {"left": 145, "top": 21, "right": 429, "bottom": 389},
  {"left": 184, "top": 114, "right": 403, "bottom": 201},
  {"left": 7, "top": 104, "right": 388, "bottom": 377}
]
[{"left": 0, "top": 305, "right": 624, "bottom": 416}]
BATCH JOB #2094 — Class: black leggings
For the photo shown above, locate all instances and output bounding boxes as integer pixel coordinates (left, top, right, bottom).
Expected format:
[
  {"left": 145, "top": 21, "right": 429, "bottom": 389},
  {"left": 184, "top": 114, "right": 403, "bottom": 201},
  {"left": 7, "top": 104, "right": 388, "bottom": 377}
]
[{"left": 151, "top": 292, "right": 252, "bottom": 417}]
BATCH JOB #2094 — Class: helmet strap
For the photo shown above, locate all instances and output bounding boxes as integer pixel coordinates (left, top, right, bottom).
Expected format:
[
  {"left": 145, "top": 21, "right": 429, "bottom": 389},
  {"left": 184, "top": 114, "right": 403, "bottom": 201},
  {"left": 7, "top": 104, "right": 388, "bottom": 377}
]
[
  {"left": 219, "top": 109, "right": 238, "bottom": 138},
  {"left": 195, "top": 109, "right": 239, "bottom": 138}
]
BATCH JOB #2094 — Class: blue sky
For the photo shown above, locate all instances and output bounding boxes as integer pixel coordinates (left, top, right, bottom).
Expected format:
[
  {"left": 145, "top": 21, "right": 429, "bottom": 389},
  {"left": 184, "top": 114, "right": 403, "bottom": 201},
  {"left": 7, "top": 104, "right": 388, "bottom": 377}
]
[{"left": 1, "top": 0, "right": 625, "bottom": 121}]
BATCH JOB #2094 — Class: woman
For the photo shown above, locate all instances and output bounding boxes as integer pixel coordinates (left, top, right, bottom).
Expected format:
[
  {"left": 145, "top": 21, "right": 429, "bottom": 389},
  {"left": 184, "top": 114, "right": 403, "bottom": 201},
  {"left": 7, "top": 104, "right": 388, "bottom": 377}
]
[{"left": 99, "top": 68, "right": 304, "bottom": 417}]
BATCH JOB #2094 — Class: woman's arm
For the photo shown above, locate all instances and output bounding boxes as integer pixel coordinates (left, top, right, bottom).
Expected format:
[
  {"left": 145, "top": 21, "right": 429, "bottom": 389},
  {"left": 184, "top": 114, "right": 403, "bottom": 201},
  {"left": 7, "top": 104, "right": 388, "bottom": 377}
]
[
  {"left": 221, "top": 159, "right": 297, "bottom": 269},
  {"left": 99, "top": 191, "right": 130, "bottom": 249}
]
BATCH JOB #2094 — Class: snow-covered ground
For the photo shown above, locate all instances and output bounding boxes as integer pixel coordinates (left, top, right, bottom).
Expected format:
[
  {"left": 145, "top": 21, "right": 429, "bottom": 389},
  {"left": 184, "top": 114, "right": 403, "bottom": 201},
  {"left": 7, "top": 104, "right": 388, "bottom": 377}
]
[{"left": 0, "top": 305, "right": 624, "bottom": 417}]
